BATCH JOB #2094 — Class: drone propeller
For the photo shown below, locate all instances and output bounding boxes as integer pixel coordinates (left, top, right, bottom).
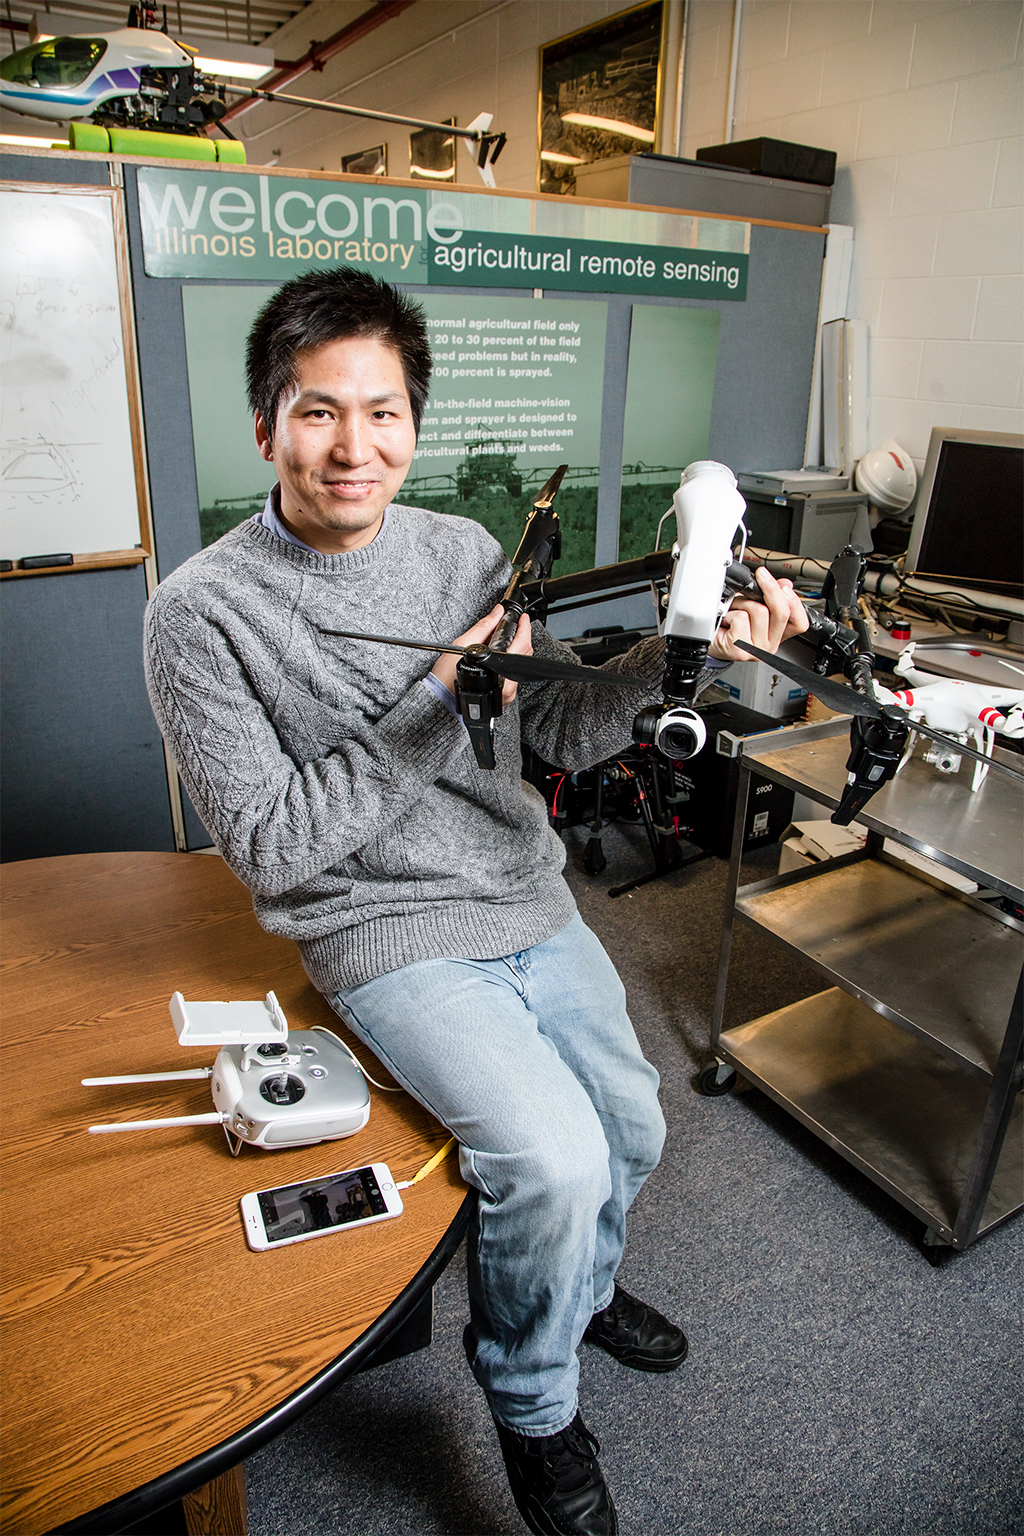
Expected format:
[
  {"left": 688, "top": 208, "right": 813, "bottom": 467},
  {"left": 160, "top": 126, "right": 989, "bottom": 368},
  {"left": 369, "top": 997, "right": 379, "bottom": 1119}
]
[
  {"left": 734, "top": 639, "right": 1024, "bottom": 783},
  {"left": 322, "top": 628, "right": 648, "bottom": 688}
]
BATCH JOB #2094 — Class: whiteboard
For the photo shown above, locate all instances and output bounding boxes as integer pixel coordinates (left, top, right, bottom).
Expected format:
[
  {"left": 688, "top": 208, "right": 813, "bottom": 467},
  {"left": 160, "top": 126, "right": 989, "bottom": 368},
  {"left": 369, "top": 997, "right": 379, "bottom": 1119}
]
[{"left": 0, "top": 184, "right": 147, "bottom": 563}]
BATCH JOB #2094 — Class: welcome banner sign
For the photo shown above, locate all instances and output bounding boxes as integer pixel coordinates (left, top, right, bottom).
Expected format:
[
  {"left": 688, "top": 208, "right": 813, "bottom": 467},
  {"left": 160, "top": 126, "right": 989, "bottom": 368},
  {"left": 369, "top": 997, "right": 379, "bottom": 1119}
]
[{"left": 137, "top": 168, "right": 750, "bottom": 301}]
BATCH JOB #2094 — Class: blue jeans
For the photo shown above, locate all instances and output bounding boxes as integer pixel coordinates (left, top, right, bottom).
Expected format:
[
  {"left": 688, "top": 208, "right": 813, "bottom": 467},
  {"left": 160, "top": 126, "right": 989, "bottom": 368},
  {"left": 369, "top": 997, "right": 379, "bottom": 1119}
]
[{"left": 330, "top": 913, "right": 665, "bottom": 1435}]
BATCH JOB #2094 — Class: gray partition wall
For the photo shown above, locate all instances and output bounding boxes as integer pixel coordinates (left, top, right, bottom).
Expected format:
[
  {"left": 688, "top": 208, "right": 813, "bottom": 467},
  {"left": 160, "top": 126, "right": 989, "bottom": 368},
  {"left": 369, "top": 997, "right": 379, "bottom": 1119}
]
[{"left": 3, "top": 152, "right": 825, "bottom": 860}]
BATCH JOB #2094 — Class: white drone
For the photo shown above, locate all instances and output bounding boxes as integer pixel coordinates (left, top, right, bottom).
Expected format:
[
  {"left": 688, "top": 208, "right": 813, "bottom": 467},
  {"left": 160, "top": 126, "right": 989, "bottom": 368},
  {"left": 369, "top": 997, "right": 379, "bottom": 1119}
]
[{"left": 873, "top": 643, "right": 1024, "bottom": 791}]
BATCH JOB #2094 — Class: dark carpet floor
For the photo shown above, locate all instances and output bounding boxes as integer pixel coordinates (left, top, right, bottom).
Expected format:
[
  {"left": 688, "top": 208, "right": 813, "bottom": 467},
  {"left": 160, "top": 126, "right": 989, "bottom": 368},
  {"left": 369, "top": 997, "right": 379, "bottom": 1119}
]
[{"left": 241, "top": 825, "right": 1023, "bottom": 1536}]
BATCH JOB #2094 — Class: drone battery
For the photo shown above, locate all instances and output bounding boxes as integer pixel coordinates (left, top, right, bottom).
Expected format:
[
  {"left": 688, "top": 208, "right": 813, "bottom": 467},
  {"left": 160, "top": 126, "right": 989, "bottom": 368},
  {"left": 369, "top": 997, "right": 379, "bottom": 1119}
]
[{"left": 671, "top": 703, "right": 794, "bottom": 860}]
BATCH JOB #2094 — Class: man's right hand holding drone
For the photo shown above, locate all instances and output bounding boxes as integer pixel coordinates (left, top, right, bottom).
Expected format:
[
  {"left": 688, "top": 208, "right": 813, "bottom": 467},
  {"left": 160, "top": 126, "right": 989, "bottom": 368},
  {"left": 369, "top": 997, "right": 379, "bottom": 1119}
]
[{"left": 709, "top": 564, "right": 810, "bottom": 662}]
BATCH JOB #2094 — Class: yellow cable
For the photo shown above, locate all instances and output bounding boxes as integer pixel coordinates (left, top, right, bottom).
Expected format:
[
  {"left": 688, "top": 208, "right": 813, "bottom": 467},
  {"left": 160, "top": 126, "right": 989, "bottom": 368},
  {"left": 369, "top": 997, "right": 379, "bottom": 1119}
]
[{"left": 401, "top": 1135, "right": 458, "bottom": 1188}]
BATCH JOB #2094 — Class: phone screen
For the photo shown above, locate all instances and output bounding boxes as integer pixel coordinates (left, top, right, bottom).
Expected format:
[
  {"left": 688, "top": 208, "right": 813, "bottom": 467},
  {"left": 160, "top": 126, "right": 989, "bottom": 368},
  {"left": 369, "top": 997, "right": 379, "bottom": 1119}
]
[{"left": 257, "top": 1166, "right": 388, "bottom": 1244}]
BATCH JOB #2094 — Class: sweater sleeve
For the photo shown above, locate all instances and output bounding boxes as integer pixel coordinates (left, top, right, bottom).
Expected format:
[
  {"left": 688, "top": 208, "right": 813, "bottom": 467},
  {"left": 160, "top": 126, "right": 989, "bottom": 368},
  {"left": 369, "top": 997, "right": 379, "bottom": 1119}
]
[
  {"left": 144, "top": 587, "right": 470, "bottom": 899},
  {"left": 518, "top": 626, "right": 730, "bottom": 770},
  {"left": 517, "top": 626, "right": 664, "bottom": 770}
]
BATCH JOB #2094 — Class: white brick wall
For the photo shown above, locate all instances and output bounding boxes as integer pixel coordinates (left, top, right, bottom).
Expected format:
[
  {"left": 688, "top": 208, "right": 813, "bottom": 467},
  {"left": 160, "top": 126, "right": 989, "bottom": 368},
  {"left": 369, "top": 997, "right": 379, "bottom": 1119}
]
[
  {"left": 682, "top": 0, "right": 1024, "bottom": 467},
  {"left": 248, "top": 1, "right": 628, "bottom": 196},
  {"left": 241, "top": 0, "right": 1022, "bottom": 467}
]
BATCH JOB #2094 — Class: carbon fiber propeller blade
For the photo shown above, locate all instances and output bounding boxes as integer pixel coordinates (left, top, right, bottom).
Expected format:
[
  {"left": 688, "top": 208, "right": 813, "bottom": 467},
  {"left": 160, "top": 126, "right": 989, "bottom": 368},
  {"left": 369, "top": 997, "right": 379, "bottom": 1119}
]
[
  {"left": 323, "top": 628, "right": 648, "bottom": 687},
  {"left": 735, "top": 639, "right": 1024, "bottom": 782}
]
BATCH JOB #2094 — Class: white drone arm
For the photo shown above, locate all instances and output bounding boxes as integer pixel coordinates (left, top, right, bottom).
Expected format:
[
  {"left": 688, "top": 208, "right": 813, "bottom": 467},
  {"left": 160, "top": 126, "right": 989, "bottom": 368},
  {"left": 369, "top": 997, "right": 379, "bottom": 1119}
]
[{"left": 630, "top": 461, "right": 747, "bottom": 761}]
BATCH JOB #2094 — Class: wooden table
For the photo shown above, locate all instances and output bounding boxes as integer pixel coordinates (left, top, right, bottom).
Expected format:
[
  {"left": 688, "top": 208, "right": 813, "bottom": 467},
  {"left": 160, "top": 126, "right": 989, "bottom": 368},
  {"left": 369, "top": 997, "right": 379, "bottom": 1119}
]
[{"left": 1, "top": 854, "right": 472, "bottom": 1536}]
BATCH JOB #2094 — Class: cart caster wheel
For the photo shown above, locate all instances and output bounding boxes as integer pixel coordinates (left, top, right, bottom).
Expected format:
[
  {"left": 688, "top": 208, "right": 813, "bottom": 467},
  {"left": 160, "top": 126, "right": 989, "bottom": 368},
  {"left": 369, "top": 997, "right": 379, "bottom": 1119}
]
[{"left": 696, "top": 1062, "right": 735, "bottom": 1097}]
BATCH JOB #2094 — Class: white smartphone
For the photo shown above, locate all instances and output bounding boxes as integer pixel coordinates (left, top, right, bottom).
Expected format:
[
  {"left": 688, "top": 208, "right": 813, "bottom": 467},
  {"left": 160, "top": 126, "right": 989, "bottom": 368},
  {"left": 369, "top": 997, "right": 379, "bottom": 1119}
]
[{"left": 240, "top": 1161, "right": 403, "bottom": 1252}]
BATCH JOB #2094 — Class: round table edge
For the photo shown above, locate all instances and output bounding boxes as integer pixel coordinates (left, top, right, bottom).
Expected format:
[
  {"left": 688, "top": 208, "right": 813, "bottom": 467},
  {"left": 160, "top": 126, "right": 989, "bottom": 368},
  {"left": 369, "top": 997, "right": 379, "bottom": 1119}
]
[{"left": 44, "top": 1189, "right": 477, "bottom": 1536}]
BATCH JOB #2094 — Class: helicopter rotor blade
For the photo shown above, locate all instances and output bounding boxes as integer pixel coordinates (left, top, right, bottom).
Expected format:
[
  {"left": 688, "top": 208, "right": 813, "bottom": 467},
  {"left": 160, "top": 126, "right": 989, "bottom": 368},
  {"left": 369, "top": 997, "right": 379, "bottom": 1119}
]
[
  {"left": 322, "top": 627, "right": 463, "bottom": 657},
  {"left": 734, "top": 639, "right": 1024, "bottom": 782},
  {"left": 322, "top": 628, "right": 647, "bottom": 688}
]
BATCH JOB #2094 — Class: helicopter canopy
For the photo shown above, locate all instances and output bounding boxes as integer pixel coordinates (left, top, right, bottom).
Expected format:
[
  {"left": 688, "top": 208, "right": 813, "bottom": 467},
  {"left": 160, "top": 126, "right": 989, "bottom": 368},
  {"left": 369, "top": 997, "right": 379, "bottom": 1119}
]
[{"left": 1, "top": 36, "right": 107, "bottom": 90}]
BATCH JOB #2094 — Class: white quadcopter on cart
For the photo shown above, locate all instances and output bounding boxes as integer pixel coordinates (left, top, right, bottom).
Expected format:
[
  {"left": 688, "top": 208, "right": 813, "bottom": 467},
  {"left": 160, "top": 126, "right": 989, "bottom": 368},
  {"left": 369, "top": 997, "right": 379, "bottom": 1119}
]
[{"left": 873, "top": 643, "right": 1024, "bottom": 792}]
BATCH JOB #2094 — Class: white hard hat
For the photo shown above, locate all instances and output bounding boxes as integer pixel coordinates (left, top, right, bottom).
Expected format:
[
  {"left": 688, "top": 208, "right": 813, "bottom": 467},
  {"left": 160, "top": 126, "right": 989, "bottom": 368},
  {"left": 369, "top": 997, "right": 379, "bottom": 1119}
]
[{"left": 854, "top": 439, "right": 917, "bottom": 512}]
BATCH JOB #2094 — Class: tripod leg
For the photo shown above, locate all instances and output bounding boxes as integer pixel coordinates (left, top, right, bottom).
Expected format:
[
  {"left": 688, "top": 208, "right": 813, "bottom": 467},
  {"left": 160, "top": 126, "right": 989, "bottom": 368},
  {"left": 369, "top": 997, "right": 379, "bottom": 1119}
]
[
  {"left": 582, "top": 766, "right": 606, "bottom": 875},
  {"left": 647, "top": 755, "right": 682, "bottom": 871}
]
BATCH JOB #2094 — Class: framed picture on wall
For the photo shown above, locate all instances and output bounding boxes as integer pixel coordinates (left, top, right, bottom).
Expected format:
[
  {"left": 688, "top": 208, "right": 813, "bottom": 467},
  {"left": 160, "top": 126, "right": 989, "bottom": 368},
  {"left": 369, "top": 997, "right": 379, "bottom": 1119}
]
[
  {"left": 409, "top": 119, "right": 456, "bottom": 182},
  {"left": 539, "top": 1, "right": 666, "bottom": 196},
  {"left": 341, "top": 144, "right": 387, "bottom": 177}
]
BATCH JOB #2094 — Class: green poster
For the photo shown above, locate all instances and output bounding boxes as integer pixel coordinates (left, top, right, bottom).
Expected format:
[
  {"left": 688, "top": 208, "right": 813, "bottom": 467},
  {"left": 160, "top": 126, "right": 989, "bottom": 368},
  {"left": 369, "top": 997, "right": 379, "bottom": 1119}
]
[
  {"left": 406, "top": 294, "right": 607, "bottom": 573},
  {"left": 180, "top": 285, "right": 607, "bottom": 569},
  {"left": 181, "top": 285, "right": 278, "bottom": 546},
  {"left": 617, "top": 305, "right": 721, "bottom": 561}
]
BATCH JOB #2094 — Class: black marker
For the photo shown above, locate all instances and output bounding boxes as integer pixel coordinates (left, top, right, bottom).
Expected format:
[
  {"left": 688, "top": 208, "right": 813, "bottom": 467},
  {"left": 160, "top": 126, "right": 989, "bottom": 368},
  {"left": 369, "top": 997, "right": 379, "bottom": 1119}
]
[{"left": 18, "top": 553, "right": 74, "bottom": 569}]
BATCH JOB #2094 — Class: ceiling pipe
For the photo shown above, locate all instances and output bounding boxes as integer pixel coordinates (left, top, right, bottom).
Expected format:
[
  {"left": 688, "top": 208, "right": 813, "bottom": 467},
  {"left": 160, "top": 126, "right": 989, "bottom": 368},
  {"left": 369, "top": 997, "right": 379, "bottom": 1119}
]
[
  {"left": 220, "top": 0, "right": 417, "bottom": 124},
  {"left": 724, "top": 0, "right": 743, "bottom": 143}
]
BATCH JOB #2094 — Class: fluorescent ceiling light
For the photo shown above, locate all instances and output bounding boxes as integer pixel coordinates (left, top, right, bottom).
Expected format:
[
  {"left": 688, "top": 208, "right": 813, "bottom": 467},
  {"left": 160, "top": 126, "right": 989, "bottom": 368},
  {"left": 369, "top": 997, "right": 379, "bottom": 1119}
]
[
  {"left": 178, "top": 35, "right": 275, "bottom": 82},
  {"left": 0, "top": 133, "right": 69, "bottom": 147},
  {"left": 409, "top": 164, "right": 455, "bottom": 179},
  {"left": 190, "top": 52, "right": 274, "bottom": 82},
  {"left": 560, "top": 113, "right": 655, "bottom": 143},
  {"left": 541, "top": 150, "right": 584, "bottom": 165}
]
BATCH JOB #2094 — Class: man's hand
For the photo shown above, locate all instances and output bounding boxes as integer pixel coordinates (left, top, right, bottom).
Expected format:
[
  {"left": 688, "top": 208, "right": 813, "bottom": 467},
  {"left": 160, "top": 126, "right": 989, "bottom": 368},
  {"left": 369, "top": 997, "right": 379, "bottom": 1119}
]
[
  {"left": 431, "top": 604, "right": 534, "bottom": 706},
  {"left": 709, "top": 566, "right": 809, "bottom": 664}
]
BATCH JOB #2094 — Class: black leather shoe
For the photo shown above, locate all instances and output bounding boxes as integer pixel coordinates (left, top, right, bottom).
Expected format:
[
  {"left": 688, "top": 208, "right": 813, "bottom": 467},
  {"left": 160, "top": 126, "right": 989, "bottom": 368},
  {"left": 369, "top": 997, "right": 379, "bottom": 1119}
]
[
  {"left": 493, "top": 1412, "right": 618, "bottom": 1536},
  {"left": 583, "top": 1284, "right": 688, "bottom": 1373}
]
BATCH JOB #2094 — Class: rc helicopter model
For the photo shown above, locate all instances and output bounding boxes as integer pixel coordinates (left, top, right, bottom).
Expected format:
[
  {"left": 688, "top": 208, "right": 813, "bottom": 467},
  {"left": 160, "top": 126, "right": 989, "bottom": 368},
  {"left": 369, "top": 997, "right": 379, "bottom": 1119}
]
[
  {"left": 325, "top": 458, "right": 1024, "bottom": 832},
  {"left": 0, "top": 3, "right": 507, "bottom": 181}
]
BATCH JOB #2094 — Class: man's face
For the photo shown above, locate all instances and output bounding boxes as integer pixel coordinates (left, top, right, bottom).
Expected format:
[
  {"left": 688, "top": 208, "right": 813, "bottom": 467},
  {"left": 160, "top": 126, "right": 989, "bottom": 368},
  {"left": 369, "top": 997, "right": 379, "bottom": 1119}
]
[{"left": 255, "top": 334, "right": 417, "bottom": 553}]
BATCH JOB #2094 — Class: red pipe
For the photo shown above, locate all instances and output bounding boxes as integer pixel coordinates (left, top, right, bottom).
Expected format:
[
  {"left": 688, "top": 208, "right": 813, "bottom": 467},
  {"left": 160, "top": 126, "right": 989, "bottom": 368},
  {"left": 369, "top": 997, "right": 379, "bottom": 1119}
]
[{"left": 220, "top": 0, "right": 417, "bottom": 124}]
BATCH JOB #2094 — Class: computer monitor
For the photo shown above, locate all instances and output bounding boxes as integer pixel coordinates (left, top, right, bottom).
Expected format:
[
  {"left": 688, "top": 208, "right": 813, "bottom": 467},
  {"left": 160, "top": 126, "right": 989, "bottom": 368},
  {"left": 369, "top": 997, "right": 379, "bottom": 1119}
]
[{"left": 905, "top": 427, "right": 1023, "bottom": 603}]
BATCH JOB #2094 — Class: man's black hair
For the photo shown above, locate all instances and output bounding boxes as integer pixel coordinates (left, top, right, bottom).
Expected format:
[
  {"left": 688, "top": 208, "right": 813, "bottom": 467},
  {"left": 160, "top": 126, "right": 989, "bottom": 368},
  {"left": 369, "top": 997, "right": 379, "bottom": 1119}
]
[{"left": 245, "top": 267, "right": 432, "bottom": 439}]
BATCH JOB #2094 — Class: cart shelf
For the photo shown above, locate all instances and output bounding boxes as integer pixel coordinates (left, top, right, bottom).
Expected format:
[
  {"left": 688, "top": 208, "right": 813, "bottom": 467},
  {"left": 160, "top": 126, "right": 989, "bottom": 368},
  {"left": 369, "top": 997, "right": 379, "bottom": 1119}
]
[
  {"left": 721, "top": 988, "right": 1023, "bottom": 1241},
  {"left": 742, "top": 726, "right": 1023, "bottom": 901},
  {"left": 734, "top": 855, "right": 1020, "bottom": 1079},
  {"left": 710, "top": 718, "right": 1023, "bottom": 1254}
]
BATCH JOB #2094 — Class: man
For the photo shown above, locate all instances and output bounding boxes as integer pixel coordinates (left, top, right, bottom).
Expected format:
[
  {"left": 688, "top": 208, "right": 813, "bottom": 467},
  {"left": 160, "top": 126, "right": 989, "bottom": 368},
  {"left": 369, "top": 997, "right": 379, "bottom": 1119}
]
[{"left": 144, "top": 268, "right": 806, "bottom": 1536}]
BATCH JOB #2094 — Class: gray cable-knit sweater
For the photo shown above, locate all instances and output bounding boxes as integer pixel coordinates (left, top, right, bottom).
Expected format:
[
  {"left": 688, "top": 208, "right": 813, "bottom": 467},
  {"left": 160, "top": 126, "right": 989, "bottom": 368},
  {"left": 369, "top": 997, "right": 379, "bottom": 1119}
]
[{"left": 144, "top": 507, "right": 670, "bottom": 993}]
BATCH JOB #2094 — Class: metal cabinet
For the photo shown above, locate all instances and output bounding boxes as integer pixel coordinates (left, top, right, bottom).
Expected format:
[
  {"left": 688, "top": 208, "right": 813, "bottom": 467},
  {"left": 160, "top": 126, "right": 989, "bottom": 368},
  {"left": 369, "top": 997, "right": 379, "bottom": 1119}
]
[{"left": 709, "top": 717, "right": 1023, "bottom": 1256}]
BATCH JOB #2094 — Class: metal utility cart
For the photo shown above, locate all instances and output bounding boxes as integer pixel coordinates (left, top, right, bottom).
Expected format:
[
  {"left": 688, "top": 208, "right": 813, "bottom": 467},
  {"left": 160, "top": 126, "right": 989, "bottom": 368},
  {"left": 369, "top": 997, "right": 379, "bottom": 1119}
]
[{"left": 704, "top": 716, "right": 1023, "bottom": 1258}]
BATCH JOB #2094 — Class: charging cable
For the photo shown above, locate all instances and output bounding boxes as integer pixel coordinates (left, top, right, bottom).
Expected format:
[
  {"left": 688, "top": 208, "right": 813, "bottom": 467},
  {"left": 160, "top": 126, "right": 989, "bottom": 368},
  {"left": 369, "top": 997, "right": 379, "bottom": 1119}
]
[
  {"left": 311, "top": 1025, "right": 402, "bottom": 1092},
  {"left": 396, "top": 1136, "right": 458, "bottom": 1190},
  {"left": 310, "top": 1026, "right": 458, "bottom": 1191}
]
